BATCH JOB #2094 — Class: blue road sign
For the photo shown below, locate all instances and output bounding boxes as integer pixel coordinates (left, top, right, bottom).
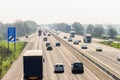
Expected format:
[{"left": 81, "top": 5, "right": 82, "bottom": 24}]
[{"left": 8, "top": 27, "right": 16, "bottom": 42}]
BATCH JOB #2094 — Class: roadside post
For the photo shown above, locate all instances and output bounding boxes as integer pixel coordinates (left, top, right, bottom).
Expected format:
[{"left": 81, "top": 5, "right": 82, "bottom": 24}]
[{"left": 7, "top": 27, "right": 16, "bottom": 52}]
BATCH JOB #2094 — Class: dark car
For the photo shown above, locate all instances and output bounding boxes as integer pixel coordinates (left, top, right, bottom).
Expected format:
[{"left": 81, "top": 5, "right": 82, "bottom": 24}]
[
  {"left": 73, "top": 40, "right": 79, "bottom": 45},
  {"left": 25, "top": 36, "right": 28, "bottom": 38},
  {"left": 71, "top": 61, "right": 84, "bottom": 73},
  {"left": 16, "top": 38, "right": 20, "bottom": 41},
  {"left": 54, "top": 63, "right": 64, "bottom": 73},
  {"left": 47, "top": 45, "right": 53, "bottom": 50},
  {"left": 56, "top": 42, "right": 61, "bottom": 46},
  {"left": 44, "top": 37, "right": 47, "bottom": 41},
  {"left": 63, "top": 36, "right": 67, "bottom": 39},
  {"left": 46, "top": 42, "right": 50, "bottom": 47},
  {"left": 48, "top": 33, "right": 50, "bottom": 36}
]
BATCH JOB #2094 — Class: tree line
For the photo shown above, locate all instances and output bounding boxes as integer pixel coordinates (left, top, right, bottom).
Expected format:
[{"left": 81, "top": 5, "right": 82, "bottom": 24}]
[
  {"left": 50, "top": 22, "right": 118, "bottom": 39},
  {"left": 0, "top": 20, "right": 37, "bottom": 40}
]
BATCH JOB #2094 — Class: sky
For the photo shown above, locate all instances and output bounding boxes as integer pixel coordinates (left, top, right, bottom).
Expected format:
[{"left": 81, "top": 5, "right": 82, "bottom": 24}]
[{"left": 0, "top": 0, "right": 120, "bottom": 24}]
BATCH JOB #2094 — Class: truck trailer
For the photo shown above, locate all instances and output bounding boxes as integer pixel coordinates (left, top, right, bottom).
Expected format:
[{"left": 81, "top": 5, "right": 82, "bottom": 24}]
[
  {"left": 70, "top": 31, "right": 75, "bottom": 37},
  {"left": 83, "top": 34, "right": 92, "bottom": 43},
  {"left": 23, "top": 50, "right": 43, "bottom": 80}
]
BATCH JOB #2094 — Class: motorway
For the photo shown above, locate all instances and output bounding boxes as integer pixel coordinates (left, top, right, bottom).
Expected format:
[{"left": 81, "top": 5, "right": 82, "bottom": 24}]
[{"left": 1, "top": 31, "right": 120, "bottom": 80}]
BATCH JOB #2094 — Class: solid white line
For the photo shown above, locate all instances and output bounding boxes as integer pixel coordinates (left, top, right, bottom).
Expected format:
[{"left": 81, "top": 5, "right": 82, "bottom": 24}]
[{"left": 21, "top": 75, "right": 23, "bottom": 80}]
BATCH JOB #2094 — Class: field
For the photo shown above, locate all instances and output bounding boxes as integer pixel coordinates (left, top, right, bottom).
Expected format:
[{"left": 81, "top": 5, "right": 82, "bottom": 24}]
[{"left": 0, "top": 41, "right": 27, "bottom": 79}]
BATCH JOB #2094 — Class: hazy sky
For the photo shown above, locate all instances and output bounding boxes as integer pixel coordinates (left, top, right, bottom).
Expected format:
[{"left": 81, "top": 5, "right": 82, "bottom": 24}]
[{"left": 0, "top": 0, "right": 120, "bottom": 24}]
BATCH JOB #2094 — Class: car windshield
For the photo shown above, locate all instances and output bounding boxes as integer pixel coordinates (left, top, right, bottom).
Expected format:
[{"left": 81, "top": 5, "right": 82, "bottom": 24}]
[
  {"left": 55, "top": 65, "right": 63, "bottom": 67},
  {"left": 74, "top": 63, "right": 82, "bottom": 67}
]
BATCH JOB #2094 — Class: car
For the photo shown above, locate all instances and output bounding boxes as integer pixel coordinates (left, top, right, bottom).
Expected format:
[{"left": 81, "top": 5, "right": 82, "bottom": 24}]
[
  {"left": 25, "top": 36, "right": 28, "bottom": 38},
  {"left": 68, "top": 38, "right": 72, "bottom": 42},
  {"left": 81, "top": 44, "right": 87, "bottom": 49},
  {"left": 47, "top": 45, "right": 53, "bottom": 50},
  {"left": 54, "top": 63, "right": 64, "bottom": 73},
  {"left": 56, "top": 42, "right": 61, "bottom": 46},
  {"left": 44, "top": 37, "right": 47, "bottom": 41},
  {"left": 96, "top": 46, "right": 102, "bottom": 51},
  {"left": 71, "top": 61, "right": 84, "bottom": 74},
  {"left": 16, "top": 38, "right": 20, "bottom": 41},
  {"left": 73, "top": 40, "right": 79, "bottom": 45},
  {"left": 43, "top": 33, "right": 46, "bottom": 36},
  {"left": 117, "top": 54, "right": 120, "bottom": 61},
  {"left": 77, "top": 40, "right": 81, "bottom": 42},
  {"left": 63, "top": 36, "right": 67, "bottom": 39},
  {"left": 48, "top": 33, "right": 50, "bottom": 36},
  {"left": 108, "top": 39, "right": 113, "bottom": 42},
  {"left": 46, "top": 42, "right": 50, "bottom": 47}
]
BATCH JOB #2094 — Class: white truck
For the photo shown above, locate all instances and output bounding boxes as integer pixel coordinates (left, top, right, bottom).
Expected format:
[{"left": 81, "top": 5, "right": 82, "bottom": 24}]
[
  {"left": 83, "top": 34, "right": 92, "bottom": 43},
  {"left": 70, "top": 31, "right": 75, "bottom": 37}
]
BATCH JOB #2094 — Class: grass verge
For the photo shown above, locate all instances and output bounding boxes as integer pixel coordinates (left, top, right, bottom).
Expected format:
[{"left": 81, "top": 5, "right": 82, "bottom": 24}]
[
  {"left": 100, "top": 41, "right": 120, "bottom": 49},
  {"left": 0, "top": 41, "right": 27, "bottom": 79}
]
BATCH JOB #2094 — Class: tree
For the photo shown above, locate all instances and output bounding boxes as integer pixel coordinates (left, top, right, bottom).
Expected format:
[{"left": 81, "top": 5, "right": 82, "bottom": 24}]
[
  {"left": 108, "top": 27, "right": 118, "bottom": 38},
  {"left": 0, "top": 20, "right": 37, "bottom": 40},
  {"left": 93, "top": 25, "right": 105, "bottom": 37},
  {"left": 51, "top": 23, "right": 71, "bottom": 33},
  {"left": 86, "top": 24, "right": 95, "bottom": 35},
  {"left": 0, "top": 35, "right": 3, "bottom": 40},
  {"left": 72, "top": 22, "right": 84, "bottom": 35}
]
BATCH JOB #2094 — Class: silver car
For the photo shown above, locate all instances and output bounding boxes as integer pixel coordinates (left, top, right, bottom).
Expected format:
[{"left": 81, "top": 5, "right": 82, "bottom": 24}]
[
  {"left": 96, "top": 46, "right": 102, "bottom": 51},
  {"left": 81, "top": 44, "right": 87, "bottom": 49},
  {"left": 117, "top": 54, "right": 120, "bottom": 61},
  {"left": 68, "top": 37, "right": 72, "bottom": 42},
  {"left": 54, "top": 63, "right": 64, "bottom": 73}
]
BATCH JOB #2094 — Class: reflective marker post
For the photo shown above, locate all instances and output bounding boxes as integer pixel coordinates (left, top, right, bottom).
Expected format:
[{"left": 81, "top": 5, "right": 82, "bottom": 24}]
[{"left": 7, "top": 27, "right": 16, "bottom": 52}]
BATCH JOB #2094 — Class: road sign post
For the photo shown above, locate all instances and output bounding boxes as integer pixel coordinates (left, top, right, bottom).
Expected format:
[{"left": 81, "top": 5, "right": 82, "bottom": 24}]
[{"left": 7, "top": 27, "right": 16, "bottom": 52}]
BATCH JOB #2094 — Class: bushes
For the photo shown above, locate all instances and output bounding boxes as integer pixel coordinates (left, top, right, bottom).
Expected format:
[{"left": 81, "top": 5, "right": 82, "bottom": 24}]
[
  {"left": 100, "top": 41, "right": 120, "bottom": 49},
  {"left": 0, "top": 41, "right": 27, "bottom": 79}
]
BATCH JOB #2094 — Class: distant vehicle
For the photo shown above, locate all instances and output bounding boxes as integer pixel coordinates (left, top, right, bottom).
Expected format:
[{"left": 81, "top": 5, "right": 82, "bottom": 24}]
[
  {"left": 25, "top": 36, "right": 28, "bottom": 38},
  {"left": 68, "top": 37, "right": 72, "bottom": 42},
  {"left": 46, "top": 42, "right": 50, "bottom": 47},
  {"left": 23, "top": 50, "right": 43, "bottom": 80},
  {"left": 44, "top": 36, "right": 47, "bottom": 41},
  {"left": 48, "top": 33, "right": 50, "bottom": 36},
  {"left": 43, "top": 32, "right": 46, "bottom": 36},
  {"left": 83, "top": 34, "right": 92, "bottom": 43},
  {"left": 108, "top": 39, "right": 113, "bottom": 42},
  {"left": 71, "top": 61, "right": 84, "bottom": 73},
  {"left": 70, "top": 31, "right": 75, "bottom": 37},
  {"left": 16, "top": 38, "right": 20, "bottom": 41},
  {"left": 56, "top": 31, "right": 60, "bottom": 35},
  {"left": 63, "top": 36, "right": 67, "bottom": 39},
  {"left": 56, "top": 42, "right": 61, "bottom": 46},
  {"left": 96, "top": 46, "right": 102, "bottom": 52},
  {"left": 81, "top": 44, "right": 87, "bottom": 49},
  {"left": 77, "top": 40, "right": 81, "bottom": 42},
  {"left": 117, "top": 54, "right": 120, "bottom": 61},
  {"left": 38, "top": 30, "right": 42, "bottom": 36},
  {"left": 54, "top": 63, "right": 64, "bottom": 73},
  {"left": 73, "top": 40, "right": 79, "bottom": 45},
  {"left": 47, "top": 45, "right": 53, "bottom": 50}
]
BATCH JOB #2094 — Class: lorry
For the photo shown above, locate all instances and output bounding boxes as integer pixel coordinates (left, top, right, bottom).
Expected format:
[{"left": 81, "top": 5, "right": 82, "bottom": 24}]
[
  {"left": 83, "top": 33, "right": 92, "bottom": 43},
  {"left": 23, "top": 50, "right": 43, "bottom": 80},
  {"left": 70, "top": 31, "right": 75, "bottom": 37}
]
